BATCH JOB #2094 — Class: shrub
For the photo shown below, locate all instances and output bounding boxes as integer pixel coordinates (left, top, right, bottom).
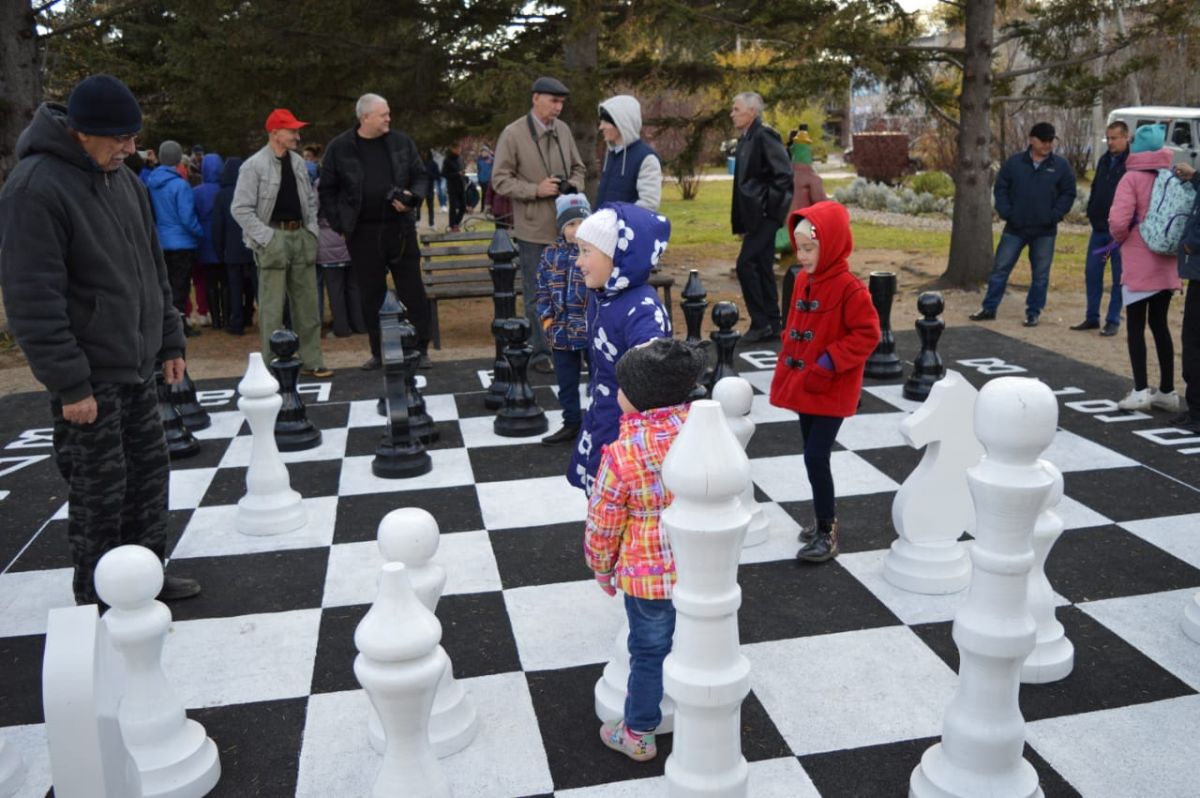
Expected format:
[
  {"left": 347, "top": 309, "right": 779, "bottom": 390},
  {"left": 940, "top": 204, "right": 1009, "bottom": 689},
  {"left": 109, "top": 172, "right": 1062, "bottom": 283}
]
[
  {"left": 909, "top": 171, "right": 955, "bottom": 199},
  {"left": 833, "top": 177, "right": 952, "bottom": 216}
]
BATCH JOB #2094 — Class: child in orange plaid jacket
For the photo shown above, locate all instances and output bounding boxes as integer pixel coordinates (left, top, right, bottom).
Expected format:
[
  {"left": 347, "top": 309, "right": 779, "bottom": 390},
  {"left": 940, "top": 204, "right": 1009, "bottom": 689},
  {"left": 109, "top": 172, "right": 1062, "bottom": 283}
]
[{"left": 584, "top": 337, "right": 707, "bottom": 762}]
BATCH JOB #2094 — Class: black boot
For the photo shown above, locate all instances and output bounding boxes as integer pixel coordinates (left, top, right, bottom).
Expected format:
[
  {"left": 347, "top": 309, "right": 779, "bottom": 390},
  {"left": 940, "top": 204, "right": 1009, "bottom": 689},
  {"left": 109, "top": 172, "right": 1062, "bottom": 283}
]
[
  {"left": 796, "top": 518, "right": 839, "bottom": 563},
  {"left": 797, "top": 522, "right": 818, "bottom": 545}
]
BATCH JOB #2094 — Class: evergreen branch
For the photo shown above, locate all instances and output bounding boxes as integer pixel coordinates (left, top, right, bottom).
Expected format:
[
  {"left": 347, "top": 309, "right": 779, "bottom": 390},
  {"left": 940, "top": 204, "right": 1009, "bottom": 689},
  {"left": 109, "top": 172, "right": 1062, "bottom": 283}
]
[
  {"left": 995, "top": 40, "right": 1131, "bottom": 81},
  {"left": 39, "top": 0, "right": 152, "bottom": 39}
]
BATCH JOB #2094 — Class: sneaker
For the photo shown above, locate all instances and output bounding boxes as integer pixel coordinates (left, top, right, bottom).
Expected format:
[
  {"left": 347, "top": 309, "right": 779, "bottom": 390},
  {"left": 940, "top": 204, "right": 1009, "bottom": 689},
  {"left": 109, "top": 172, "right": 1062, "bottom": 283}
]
[
  {"left": 158, "top": 574, "right": 201, "bottom": 602},
  {"left": 301, "top": 367, "right": 334, "bottom": 378},
  {"left": 1117, "top": 388, "right": 1154, "bottom": 411},
  {"left": 1022, "top": 313, "right": 1040, "bottom": 328},
  {"left": 1070, "top": 320, "right": 1100, "bottom": 331},
  {"left": 1168, "top": 412, "right": 1200, "bottom": 432},
  {"left": 599, "top": 720, "right": 656, "bottom": 762},
  {"left": 1100, "top": 322, "right": 1120, "bottom": 337},
  {"left": 1151, "top": 390, "right": 1182, "bottom": 413},
  {"left": 968, "top": 308, "right": 996, "bottom": 321}
]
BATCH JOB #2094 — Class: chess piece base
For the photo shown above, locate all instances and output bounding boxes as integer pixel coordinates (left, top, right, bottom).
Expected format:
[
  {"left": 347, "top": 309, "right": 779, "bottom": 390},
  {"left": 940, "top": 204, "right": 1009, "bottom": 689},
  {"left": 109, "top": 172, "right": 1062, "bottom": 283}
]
[
  {"left": 372, "top": 444, "right": 433, "bottom": 479},
  {"left": 276, "top": 425, "right": 322, "bottom": 453},
  {"left": 743, "top": 510, "right": 769, "bottom": 547},
  {"left": 494, "top": 412, "right": 549, "bottom": 438},
  {"left": 865, "top": 356, "right": 904, "bottom": 380},
  {"left": 910, "top": 743, "right": 1042, "bottom": 798},
  {"left": 1020, "top": 636, "right": 1074, "bottom": 684},
  {"left": 178, "top": 410, "right": 212, "bottom": 432},
  {"left": 236, "top": 491, "right": 306, "bottom": 536},
  {"left": 133, "top": 720, "right": 220, "bottom": 798},
  {"left": 882, "top": 539, "right": 971, "bottom": 595},
  {"left": 1182, "top": 592, "right": 1200, "bottom": 643},
  {"left": 166, "top": 435, "right": 200, "bottom": 460}
]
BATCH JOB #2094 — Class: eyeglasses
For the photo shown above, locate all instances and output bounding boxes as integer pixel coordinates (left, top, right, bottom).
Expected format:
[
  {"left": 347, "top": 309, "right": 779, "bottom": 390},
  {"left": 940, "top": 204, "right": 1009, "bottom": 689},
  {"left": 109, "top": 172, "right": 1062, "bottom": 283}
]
[{"left": 111, "top": 133, "right": 139, "bottom": 144}]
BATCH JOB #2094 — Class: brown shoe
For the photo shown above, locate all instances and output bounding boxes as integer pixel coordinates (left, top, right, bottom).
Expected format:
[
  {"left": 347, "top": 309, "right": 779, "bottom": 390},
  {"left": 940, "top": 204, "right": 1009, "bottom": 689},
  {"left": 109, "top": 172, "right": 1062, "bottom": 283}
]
[{"left": 301, "top": 367, "right": 333, "bottom": 378}]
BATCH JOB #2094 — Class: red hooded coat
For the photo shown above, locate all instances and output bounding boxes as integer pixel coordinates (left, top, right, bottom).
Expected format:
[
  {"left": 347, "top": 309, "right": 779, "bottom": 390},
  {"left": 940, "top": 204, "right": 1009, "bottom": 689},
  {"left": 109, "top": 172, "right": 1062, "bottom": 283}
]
[{"left": 769, "top": 201, "right": 880, "bottom": 418}]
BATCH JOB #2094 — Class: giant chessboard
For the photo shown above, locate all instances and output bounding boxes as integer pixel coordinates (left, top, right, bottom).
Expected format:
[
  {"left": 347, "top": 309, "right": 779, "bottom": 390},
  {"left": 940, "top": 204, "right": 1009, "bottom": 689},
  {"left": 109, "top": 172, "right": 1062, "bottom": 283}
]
[{"left": 1, "top": 325, "right": 1198, "bottom": 797}]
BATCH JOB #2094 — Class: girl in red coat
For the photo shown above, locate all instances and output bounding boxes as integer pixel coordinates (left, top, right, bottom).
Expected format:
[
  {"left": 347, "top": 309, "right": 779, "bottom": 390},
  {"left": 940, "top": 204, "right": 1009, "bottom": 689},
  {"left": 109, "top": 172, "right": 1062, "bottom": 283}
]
[{"left": 769, "top": 201, "right": 880, "bottom": 562}]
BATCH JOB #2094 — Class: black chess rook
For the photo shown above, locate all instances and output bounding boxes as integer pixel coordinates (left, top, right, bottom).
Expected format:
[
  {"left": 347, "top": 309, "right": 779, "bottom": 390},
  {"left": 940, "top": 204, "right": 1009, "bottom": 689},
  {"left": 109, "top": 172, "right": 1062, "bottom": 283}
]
[
  {"left": 486, "top": 228, "right": 519, "bottom": 410},
  {"left": 373, "top": 291, "right": 432, "bottom": 478},
  {"left": 269, "top": 329, "right": 322, "bottom": 452},
  {"left": 157, "top": 362, "right": 200, "bottom": 459},
  {"left": 865, "top": 271, "right": 905, "bottom": 380},
  {"left": 494, "top": 317, "right": 548, "bottom": 437},
  {"left": 903, "top": 291, "right": 947, "bottom": 402},
  {"left": 169, "top": 367, "right": 211, "bottom": 431}
]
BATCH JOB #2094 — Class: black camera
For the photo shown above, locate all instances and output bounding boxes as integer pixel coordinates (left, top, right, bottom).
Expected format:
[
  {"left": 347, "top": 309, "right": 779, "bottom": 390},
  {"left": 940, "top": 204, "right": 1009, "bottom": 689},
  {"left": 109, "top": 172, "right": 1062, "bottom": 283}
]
[
  {"left": 386, "top": 186, "right": 419, "bottom": 209},
  {"left": 553, "top": 175, "right": 579, "bottom": 195}
]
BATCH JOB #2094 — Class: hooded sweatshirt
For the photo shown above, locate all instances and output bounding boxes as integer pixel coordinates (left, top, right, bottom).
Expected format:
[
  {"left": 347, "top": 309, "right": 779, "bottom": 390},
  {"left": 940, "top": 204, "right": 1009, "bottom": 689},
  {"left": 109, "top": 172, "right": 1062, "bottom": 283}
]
[
  {"left": 595, "top": 95, "right": 662, "bottom": 211},
  {"left": 193, "top": 152, "right": 224, "bottom": 264},
  {"left": 769, "top": 201, "right": 880, "bottom": 418},
  {"left": 146, "top": 163, "right": 203, "bottom": 251},
  {"left": 567, "top": 203, "right": 672, "bottom": 493},
  {"left": 212, "top": 157, "right": 254, "bottom": 265},
  {"left": 1108, "top": 147, "right": 1184, "bottom": 294},
  {"left": 0, "top": 103, "right": 185, "bottom": 403}
]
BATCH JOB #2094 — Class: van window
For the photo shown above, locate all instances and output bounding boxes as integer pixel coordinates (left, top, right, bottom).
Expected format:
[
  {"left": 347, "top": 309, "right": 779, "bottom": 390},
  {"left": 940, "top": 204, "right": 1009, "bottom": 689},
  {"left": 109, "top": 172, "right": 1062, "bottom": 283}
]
[
  {"left": 1136, "top": 119, "right": 1158, "bottom": 131},
  {"left": 1172, "top": 122, "right": 1193, "bottom": 147}
]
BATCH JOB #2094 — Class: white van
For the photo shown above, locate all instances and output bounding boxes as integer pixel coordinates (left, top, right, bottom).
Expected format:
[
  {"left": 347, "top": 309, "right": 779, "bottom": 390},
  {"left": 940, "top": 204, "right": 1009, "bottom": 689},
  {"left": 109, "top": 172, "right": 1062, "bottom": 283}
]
[{"left": 1107, "top": 106, "right": 1200, "bottom": 167}]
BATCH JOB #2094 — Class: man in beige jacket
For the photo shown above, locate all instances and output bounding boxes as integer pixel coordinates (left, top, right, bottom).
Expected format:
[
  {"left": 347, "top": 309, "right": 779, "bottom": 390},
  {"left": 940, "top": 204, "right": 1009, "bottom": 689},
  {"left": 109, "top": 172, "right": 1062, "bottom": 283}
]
[{"left": 492, "top": 76, "right": 587, "bottom": 371}]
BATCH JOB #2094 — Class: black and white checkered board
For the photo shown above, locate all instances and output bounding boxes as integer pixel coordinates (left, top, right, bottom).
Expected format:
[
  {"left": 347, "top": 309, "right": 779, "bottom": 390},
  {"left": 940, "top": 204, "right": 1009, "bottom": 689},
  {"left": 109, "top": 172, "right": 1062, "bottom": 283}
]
[{"left": 1, "top": 326, "right": 1198, "bottom": 798}]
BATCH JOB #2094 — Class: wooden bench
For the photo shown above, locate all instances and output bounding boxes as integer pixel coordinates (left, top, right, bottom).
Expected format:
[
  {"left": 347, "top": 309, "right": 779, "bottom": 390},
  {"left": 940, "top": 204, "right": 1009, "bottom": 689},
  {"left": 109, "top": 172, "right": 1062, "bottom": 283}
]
[{"left": 419, "top": 229, "right": 675, "bottom": 350}]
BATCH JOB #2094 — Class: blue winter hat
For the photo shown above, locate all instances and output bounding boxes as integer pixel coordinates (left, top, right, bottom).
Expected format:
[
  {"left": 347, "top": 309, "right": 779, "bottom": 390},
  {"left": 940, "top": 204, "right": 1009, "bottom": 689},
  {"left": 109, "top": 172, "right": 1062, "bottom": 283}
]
[
  {"left": 556, "top": 194, "right": 591, "bottom": 230},
  {"left": 66, "top": 75, "right": 142, "bottom": 136},
  {"left": 1131, "top": 124, "right": 1166, "bottom": 154}
]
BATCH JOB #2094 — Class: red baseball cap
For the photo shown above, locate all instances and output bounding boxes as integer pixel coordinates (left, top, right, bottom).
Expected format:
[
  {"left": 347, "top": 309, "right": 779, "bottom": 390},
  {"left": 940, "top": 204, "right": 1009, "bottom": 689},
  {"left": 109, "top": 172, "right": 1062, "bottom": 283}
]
[{"left": 265, "top": 108, "right": 308, "bottom": 132}]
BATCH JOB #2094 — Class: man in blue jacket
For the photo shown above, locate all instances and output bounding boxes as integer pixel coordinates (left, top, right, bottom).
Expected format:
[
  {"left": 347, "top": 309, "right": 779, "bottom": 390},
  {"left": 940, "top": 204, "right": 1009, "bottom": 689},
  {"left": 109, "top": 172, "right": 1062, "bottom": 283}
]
[
  {"left": 970, "top": 122, "right": 1077, "bottom": 327},
  {"left": 147, "top": 139, "right": 204, "bottom": 336},
  {"left": 1171, "top": 161, "right": 1200, "bottom": 432},
  {"left": 1072, "top": 122, "right": 1129, "bottom": 336}
]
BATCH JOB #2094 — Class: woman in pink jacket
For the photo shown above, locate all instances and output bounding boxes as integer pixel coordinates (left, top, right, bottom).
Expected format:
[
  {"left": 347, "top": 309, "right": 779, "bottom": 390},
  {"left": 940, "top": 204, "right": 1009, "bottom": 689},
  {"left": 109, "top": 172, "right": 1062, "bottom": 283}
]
[{"left": 1108, "top": 124, "right": 1183, "bottom": 412}]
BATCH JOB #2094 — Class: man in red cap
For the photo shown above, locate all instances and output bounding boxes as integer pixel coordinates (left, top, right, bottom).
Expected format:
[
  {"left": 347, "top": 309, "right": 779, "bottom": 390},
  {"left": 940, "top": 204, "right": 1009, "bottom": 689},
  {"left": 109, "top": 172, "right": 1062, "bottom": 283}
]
[{"left": 231, "top": 108, "right": 331, "bottom": 376}]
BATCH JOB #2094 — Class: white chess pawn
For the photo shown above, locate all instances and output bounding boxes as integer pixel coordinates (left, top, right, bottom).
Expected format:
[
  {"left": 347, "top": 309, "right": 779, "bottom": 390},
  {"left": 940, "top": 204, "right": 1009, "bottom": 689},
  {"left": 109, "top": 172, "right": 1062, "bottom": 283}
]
[
  {"left": 0, "top": 735, "right": 24, "bottom": 798},
  {"left": 367, "top": 508, "right": 478, "bottom": 758},
  {"left": 911, "top": 377, "right": 1058, "bottom": 798},
  {"left": 661, "top": 400, "right": 752, "bottom": 797},
  {"left": 711, "top": 376, "right": 768, "bottom": 547},
  {"left": 1021, "top": 461, "right": 1074, "bottom": 684},
  {"left": 1183, "top": 591, "right": 1200, "bottom": 644},
  {"left": 236, "top": 352, "right": 306, "bottom": 536},
  {"left": 355, "top": 562, "right": 450, "bottom": 798},
  {"left": 96, "top": 546, "right": 220, "bottom": 798}
]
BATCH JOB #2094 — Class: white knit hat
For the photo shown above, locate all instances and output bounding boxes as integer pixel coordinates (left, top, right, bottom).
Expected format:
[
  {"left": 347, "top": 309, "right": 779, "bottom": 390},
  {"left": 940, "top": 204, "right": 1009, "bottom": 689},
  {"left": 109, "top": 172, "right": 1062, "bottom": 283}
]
[{"left": 575, "top": 208, "right": 619, "bottom": 258}]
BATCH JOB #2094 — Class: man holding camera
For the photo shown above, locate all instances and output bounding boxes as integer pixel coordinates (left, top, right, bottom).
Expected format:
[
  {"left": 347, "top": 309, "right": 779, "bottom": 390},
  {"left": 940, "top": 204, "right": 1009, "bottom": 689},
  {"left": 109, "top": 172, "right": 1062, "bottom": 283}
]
[
  {"left": 492, "top": 76, "right": 587, "bottom": 372},
  {"left": 320, "top": 93, "right": 431, "bottom": 370}
]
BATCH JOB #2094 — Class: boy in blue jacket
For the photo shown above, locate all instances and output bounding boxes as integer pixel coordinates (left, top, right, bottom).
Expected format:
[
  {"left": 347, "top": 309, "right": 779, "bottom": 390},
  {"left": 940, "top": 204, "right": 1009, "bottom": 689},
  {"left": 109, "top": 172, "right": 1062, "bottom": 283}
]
[
  {"left": 567, "top": 202, "right": 672, "bottom": 494},
  {"left": 147, "top": 140, "right": 203, "bottom": 335}
]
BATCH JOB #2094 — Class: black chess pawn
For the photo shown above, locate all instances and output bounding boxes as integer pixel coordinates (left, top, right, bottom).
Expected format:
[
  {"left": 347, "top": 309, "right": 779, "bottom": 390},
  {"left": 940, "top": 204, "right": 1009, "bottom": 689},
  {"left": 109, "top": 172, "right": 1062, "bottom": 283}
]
[
  {"left": 494, "top": 317, "right": 549, "bottom": 437},
  {"left": 157, "top": 363, "right": 200, "bottom": 459},
  {"left": 705, "top": 301, "right": 741, "bottom": 396},
  {"left": 486, "top": 228, "right": 520, "bottom": 410},
  {"left": 903, "top": 292, "right": 947, "bottom": 402},
  {"left": 864, "top": 271, "right": 905, "bottom": 380},
  {"left": 169, "top": 367, "right": 211, "bottom": 431},
  {"left": 269, "top": 329, "right": 322, "bottom": 452},
  {"left": 681, "top": 269, "right": 708, "bottom": 343},
  {"left": 373, "top": 292, "right": 432, "bottom": 478}
]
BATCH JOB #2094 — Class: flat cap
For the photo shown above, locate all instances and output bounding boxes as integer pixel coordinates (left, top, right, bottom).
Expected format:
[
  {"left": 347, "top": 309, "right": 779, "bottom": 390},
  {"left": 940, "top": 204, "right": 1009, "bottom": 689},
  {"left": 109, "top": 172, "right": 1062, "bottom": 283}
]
[{"left": 531, "top": 76, "right": 569, "bottom": 96}]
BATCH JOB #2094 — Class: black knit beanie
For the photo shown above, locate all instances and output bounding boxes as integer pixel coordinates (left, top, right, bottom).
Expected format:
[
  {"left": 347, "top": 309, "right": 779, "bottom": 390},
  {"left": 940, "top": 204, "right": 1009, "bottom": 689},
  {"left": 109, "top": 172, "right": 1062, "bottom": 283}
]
[
  {"left": 616, "top": 338, "right": 707, "bottom": 412},
  {"left": 66, "top": 75, "right": 142, "bottom": 136}
]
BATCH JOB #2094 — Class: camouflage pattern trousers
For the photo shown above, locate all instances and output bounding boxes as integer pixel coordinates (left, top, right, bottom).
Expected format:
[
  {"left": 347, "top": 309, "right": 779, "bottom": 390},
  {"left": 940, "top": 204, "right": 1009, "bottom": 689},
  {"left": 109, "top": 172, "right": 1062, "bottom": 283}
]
[{"left": 51, "top": 379, "right": 169, "bottom": 604}]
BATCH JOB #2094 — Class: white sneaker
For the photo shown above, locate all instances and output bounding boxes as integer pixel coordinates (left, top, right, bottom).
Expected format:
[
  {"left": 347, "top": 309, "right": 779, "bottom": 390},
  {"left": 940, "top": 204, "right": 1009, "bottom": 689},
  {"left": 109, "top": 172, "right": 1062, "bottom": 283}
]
[
  {"left": 1152, "top": 390, "right": 1182, "bottom": 412},
  {"left": 1117, "top": 388, "right": 1154, "bottom": 411}
]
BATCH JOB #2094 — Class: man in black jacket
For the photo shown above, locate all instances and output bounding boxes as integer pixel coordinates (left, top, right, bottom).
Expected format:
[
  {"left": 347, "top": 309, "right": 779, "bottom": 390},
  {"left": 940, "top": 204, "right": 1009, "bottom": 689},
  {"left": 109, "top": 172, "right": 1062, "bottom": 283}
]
[
  {"left": 730, "top": 92, "right": 794, "bottom": 341},
  {"left": 1072, "top": 121, "right": 1129, "bottom": 336},
  {"left": 0, "top": 75, "right": 198, "bottom": 605},
  {"left": 319, "top": 93, "right": 431, "bottom": 369}
]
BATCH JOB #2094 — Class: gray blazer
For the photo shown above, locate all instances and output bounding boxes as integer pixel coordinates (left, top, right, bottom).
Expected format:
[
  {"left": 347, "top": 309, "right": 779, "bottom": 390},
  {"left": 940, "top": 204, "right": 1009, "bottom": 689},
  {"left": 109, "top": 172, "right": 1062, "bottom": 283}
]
[{"left": 231, "top": 144, "right": 318, "bottom": 250}]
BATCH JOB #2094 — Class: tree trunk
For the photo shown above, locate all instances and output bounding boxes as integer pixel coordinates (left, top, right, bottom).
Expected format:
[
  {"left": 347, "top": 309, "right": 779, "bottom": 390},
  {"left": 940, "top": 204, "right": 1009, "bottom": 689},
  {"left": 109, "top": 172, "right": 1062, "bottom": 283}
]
[
  {"left": 562, "top": 0, "right": 600, "bottom": 198},
  {"left": 940, "top": 0, "right": 996, "bottom": 289},
  {"left": 0, "top": 0, "right": 42, "bottom": 185}
]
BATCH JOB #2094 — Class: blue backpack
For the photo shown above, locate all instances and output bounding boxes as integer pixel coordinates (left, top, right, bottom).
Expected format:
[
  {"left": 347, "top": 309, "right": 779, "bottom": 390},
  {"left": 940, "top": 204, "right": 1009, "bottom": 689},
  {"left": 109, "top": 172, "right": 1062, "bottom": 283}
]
[{"left": 1140, "top": 169, "right": 1197, "bottom": 254}]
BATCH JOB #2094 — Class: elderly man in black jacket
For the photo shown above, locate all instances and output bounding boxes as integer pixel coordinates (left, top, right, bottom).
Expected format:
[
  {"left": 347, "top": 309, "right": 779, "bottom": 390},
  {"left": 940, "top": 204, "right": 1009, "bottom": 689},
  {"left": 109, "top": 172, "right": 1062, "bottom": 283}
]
[
  {"left": 0, "top": 74, "right": 198, "bottom": 606},
  {"left": 730, "top": 92, "right": 794, "bottom": 341},
  {"left": 319, "top": 93, "right": 431, "bottom": 370}
]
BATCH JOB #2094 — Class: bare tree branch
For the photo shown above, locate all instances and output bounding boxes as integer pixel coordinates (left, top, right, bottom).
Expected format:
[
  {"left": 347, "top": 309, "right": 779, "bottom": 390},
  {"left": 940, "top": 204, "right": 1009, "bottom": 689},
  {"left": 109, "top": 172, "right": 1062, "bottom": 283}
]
[
  {"left": 915, "top": 82, "right": 960, "bottom": 129},
  {"left": 995, "top": 41, "right": 1130, "bottom": 81},
  {"left": 33, "top": 0, "right": 64, "bottom": 15},
  {"left": 891, "top": 44, "right": 968, "bottom": 56},
  {"left": 38, "top": 0, "right": 152, "bottom": 39}
]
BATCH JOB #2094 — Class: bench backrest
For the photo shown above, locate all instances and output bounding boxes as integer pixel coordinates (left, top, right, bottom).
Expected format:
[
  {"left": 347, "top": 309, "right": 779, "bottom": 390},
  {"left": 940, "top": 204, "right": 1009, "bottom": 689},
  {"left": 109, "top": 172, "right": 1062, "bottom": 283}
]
[{"left": 419, "top": 230, "right": 521, "bottom": 294}]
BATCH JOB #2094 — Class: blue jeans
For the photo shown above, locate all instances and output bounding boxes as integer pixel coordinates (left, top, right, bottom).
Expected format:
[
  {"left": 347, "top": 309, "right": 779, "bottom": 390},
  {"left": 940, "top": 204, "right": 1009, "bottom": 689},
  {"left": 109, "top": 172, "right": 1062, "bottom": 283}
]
[
  {"left": 799, "top": 414, "right": 844, "bottom": 521},
  {"left": 624, "top": 595, "right": 676, "bottom": 733},
  {"left": 1084, "top": 231, "right": 1123, "bottom": 326},
  {"left": 552, "top": 348, "right": 585, "bottom": 425},
  {"left": 981, "top": 232, "right": 1056, "bottom": 316},
  {"left": 516, "top": 240, "right": 551, "bottom": 363}
]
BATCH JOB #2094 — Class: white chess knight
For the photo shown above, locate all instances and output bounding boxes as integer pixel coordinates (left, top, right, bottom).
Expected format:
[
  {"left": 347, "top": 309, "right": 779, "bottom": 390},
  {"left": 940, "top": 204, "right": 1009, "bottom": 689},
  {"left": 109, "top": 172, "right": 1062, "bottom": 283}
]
[
  {"left": 235, "top": 352, "right": 306, "bottom": 536},
  {"left": 661, "top": 400, "right": 752, "bottom": 798},
  {"left": 883, "top": 369, "right": 981, "bottom": 595},
  {"left": 368, "top": 508, "right": 478, "bottom": 758},
  {"left": 711, "top": 376, "right": 769, "bottom": 547},
  {"left": 1021, "top": 461, "right": 1074, "bottom": 684},
  {"left": 911, "top": 377, "right": 1058, "bottom": 798},
  {"left": 95, "top": 546, "right": 221, "bottom": 798}
]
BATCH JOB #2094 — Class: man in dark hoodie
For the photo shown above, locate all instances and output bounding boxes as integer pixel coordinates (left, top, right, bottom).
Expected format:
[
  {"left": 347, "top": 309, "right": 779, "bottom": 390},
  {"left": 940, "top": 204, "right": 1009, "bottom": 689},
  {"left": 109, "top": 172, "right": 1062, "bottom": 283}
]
[
  {"left": 194, "top": 151, "right": 227, "bottom": 329},
  {"left": 212, "top": 156, "right": 258, "bottom": 335},
  {"left": 0, "top": 74, "right": 200, "bottom": 605}
]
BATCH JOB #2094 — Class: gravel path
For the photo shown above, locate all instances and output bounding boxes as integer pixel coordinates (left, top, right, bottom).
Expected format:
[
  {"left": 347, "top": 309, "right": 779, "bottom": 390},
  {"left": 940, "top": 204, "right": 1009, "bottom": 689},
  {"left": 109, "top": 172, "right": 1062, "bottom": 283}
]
[{"left": 847, "top": 207, "right": 1092, "bottom": 236}]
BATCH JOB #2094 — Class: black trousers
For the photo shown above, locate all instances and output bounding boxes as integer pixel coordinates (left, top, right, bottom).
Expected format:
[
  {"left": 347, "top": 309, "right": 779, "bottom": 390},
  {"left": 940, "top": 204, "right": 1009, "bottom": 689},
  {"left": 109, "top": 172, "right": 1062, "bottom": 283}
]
[
  {"left": 164, "top": 249, "right": 196, "bottom": 317},
  {"left": 735, "top": 223, "right": 782, "bottom": 332},
  {"left": 1183, "top": 280, "right": 1200, "bottom": 417},
  {"left": 347, "top": 220, "right": 430, "bottom": 357},
  {"left": 1126, "top": 290, "right": 1174, "bottom": 392},
  {"left": 447, "top": 178, "right": 466, "bottom": 228}
]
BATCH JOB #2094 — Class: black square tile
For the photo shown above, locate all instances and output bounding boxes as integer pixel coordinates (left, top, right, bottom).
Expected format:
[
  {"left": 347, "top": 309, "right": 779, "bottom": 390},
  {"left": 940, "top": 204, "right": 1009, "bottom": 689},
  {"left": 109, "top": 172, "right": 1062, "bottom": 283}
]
[
  {"left": 0, "top": 634, "right": 46, "bottom": 726},
  {"left": 301, "top": 401, "right": 350, "bottom": 431},
  {"left": 779, "top": 492, "right": 900, "bottom": 553},
  {"left": 165, "top": 547, "right": 329, "bottom": 621},
  {"left": 196, "top": 697, "right": 308, "bottom": 798},
  {"left": 856, "top": 388, "right": 907, "bottom": 414},
  {"left": 747, "top": 420, "right": 804, "bottom": 459},
  {"left": 168, "top": 435, "right": 232, "bottom": 469},
  {"left": 10, "top": 508, "right": 194, "bottom": 573},
  {"left": 1047, "top": 525, "right": 1200, "bottom": 602},
  {"left": 1063, "top": 467, "right": 1197, "bottom": 523},
  {"left": 332, "top": 486, "right": 484, "bottom": 543},
  {"left": 200, "top": 459, "right": 342, "bottom": 506},
  {"left": 454, "top": 386, "right": 560, "bottom": 419},
  {"left": 854, "top": 445, "right": 923, "bottom": 486},
  {"left": 738, "top": 559, "right": 900, "bottom": 643},
  {"left": 489, "top": 522, "right": 591, "bottom": 589},
  {"left": 470, "top": 443, "right": 572, "bottom": 483}
]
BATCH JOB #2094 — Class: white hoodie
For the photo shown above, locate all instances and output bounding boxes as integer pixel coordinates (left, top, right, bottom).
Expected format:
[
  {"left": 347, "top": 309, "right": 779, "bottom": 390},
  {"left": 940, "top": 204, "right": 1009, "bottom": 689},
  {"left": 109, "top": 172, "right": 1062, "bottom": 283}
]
[{"left": 597, "top": 95, "right": 663, "bottom": 210}]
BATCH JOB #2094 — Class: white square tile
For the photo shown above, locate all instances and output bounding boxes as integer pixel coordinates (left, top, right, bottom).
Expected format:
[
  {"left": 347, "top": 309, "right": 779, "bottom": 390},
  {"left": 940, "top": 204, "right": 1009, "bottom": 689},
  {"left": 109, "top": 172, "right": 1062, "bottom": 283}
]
[
  {"left": 0, "top": 568, "right": 74, "bottom": 636},
  {"left": 835, "top": 412, "right": 910, "bottom": 451},
  {"left": 2, "top": 723, "right": 51, "bottom": 798},
  {"left": 476, "top": 475, "right": 588, "bottom": 530},
  {"left": 748, "top": 393, "right": 797, "bottom": 425},
  {"left": 864, "top": 384, "right": 925, "bottom": 413},
  {"left": 1027, "top": 694, "right": 1200, "bottom": 798},
  {"left": 168, "top": 467, "right": 217, "bottom": 511},
  {"left": 166, "top": 608, "right": 321, "bottom": 708},
  {"left": 838, "top": 549, "right": 968, "bottom": 625},
  {"left": 503, "top": 579, "right": 625, "bottom": 671},
  {"left": 190, "top": 410, "right": 245, "bottom": 440},
  {"left": 749, "top": 451, "right": 898, "bottom": 503},
  {"left": 738, "top": 502, "right": 806, "bottom": 566},
  {"left": 1120, "top": 513, "right": 1200, "bottom": 568},
  {"left": 217, "top": 427, "right": 349, "bottom": 468},
  {"left": 347, "top": 398, "right": 385, "bottom": 429},
  {"left": 337, "top": 449, "right": 475, "bottom": 496},
  {"left": 323, "top": 530, "right": 501, "bottom": 608},
  {"left": 1055, "top": 494, "right": 1112, "bottom": 530},
  {"left": 1042, "top": 428, "right": 1138, "bottom": 473},
  {"left": 1079, "top": 589, "right": 1200, "bottom": 691},
  {"left": 51, "top": 501, "right": 68, "bottom": 521},
  {"left": 742, "top": 370, "right": 774, "bottom": 395},
  {"left": 457, "top": 412, "right": 565, "bottom": 449},
  {"left": 171, "top": 496, "right": 338, "bottom": 559},
  {"left": 745, "top": 626, "right": 957, "bottom": 754},
  {"left": 555, "top": 756, "right": 820, "bottom": 798}
]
